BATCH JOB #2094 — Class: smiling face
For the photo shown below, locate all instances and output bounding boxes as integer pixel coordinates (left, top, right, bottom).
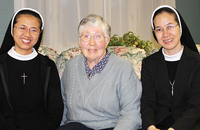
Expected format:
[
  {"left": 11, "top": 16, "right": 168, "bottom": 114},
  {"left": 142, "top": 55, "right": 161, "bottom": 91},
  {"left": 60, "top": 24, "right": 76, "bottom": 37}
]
[
  {"left": 79, "top": 25, "right": 110, "bottom": 69},
  {"left": 13, "top": 14, "right": 41, "bottom": 55},
  {"left": 154, "top": 12, "right": 182, "bottom": 55}
]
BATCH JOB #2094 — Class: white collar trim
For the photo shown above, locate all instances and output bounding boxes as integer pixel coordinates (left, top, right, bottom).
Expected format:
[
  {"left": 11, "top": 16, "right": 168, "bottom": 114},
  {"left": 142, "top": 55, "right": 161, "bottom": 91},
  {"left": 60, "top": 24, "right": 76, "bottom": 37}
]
[
  {"left": 8, "top": 46, "right": 38, "bottom": 61},
  {"left": 162, "top": 46, "right": 184, "bottom": 61}
]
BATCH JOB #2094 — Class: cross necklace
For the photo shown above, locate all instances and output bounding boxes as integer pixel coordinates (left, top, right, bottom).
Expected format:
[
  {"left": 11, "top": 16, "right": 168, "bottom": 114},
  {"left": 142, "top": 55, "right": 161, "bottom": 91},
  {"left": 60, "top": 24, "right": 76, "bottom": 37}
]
[
  {"left": 21, "top": 73, "right": 27, "bottom": 84},
  {"left": 169, "top": 80, "right": 175, "bottom": 96}
]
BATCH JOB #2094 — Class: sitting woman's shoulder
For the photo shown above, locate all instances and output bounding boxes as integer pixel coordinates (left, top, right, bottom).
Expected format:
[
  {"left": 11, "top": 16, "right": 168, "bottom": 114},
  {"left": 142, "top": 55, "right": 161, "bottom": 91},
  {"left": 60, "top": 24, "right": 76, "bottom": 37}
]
[{"left": 109, "top": 54, "right": 133, "bottom": 68}]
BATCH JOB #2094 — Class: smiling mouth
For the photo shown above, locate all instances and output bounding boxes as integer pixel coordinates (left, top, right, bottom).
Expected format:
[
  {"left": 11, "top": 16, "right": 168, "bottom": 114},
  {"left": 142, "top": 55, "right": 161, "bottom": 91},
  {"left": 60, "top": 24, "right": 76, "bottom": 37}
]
[
  {"left": 88, "top": 49, "right": 97, "bottom": 52},
  {"left": 163, "top": 38, "right": 173, "bottom": 43},
  {"left": 22, "top": 39, "right": 31, "bottom": 43}
]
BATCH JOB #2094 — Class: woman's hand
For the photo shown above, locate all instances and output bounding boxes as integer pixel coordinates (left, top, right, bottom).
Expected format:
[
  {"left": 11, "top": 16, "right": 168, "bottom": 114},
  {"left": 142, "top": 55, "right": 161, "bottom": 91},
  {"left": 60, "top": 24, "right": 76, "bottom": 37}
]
[{"left": 147, "top": 125, "right": 160, "bottom": 130}]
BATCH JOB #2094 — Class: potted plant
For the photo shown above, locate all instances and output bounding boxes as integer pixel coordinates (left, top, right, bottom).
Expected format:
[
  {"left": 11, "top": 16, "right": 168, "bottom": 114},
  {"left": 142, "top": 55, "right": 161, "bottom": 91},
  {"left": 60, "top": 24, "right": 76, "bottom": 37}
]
[{"left": 108, "top": 31, "right": 153, "bottom": 55}]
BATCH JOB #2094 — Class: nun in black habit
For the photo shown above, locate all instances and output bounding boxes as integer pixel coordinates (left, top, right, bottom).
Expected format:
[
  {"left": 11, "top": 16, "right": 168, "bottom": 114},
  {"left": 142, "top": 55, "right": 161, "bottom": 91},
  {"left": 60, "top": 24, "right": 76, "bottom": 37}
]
[
  {"left": 141, "top": 5, "right": 200, "bottom": 130},
  {"left": 0, "top": 8, "right": 63, "bottom": 129}
]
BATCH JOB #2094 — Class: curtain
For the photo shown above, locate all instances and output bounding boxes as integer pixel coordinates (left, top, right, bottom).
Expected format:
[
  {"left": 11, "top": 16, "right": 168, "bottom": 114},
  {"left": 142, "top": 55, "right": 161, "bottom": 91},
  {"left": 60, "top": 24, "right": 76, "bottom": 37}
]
[{"left": 14, "top": 0, "right": 175, "bottom": 53}]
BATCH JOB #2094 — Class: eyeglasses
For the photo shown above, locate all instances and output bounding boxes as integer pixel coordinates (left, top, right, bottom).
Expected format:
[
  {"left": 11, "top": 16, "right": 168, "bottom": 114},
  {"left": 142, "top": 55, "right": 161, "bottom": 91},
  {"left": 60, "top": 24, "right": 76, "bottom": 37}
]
[
  {"left": 14, "top": 25, "right": 40, "bottom": 35},
  {"left": 80, "top": 34, "right": 106, "bottom": 42},
  {"left": 153, "top": 23, "right": 179, "bottom": 33}
]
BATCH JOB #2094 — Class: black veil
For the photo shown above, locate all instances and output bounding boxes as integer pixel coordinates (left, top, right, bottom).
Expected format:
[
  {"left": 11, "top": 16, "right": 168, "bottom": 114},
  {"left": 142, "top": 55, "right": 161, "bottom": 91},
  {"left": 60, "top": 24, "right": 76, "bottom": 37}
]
[
  {"left": 0, "top": 8, "right": 44, "bottom": 55},
  {"left": 151, "top": 5, "right": 198, "bottom": 53}
]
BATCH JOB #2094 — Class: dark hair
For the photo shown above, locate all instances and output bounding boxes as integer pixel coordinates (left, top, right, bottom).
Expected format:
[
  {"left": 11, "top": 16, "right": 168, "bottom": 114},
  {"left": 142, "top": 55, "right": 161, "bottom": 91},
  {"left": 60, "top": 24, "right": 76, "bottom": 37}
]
[
  {"left": 153, "top": 7, "right": 179, "bottom": 26},
  {"left": 13, "top": 10, "right": 42, "bottom": 30}
]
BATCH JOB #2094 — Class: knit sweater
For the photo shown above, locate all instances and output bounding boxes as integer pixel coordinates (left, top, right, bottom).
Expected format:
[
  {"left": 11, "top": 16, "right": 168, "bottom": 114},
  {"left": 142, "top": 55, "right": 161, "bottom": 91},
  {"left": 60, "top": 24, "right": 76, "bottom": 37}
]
[{"left": 61, "top": 54, "right": 142, "bottom": 130}]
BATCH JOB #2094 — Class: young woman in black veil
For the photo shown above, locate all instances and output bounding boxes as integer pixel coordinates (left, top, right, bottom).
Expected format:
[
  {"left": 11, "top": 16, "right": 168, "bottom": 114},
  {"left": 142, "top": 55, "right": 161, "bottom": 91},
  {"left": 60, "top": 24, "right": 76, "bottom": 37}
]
[
  {"left": 0, "top": 8, "right": 63, "bottom": 129},
  {"left": 141, "top": 5, "right": 200, "bottom": 130}
]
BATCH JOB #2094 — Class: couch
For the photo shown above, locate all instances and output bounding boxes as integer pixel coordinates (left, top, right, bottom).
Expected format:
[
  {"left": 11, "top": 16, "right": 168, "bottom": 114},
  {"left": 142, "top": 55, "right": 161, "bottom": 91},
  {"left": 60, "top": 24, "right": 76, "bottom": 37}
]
[{"left": 38, "top": 45, "right": 200, "bottom": 79}]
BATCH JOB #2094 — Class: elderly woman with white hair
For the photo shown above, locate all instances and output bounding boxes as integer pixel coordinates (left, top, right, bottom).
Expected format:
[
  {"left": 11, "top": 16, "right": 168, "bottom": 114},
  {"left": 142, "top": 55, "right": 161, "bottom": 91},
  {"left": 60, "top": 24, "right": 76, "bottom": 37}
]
[{"left": 57, "top": 14, "right": 142, "bottom": 130}]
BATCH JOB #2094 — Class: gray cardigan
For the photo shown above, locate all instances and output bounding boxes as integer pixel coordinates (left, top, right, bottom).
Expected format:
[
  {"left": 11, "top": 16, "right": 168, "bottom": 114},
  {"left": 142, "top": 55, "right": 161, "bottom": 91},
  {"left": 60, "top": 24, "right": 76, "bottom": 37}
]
[{"left": 60, "top": 54, "right": 142, "bottom": 130}]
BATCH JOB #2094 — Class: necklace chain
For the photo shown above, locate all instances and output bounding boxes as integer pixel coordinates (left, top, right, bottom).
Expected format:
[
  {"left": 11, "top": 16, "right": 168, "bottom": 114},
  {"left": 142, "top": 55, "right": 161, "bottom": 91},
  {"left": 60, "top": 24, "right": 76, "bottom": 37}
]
[{"left": 169, "top": 80, "right": 175, "bottom": 96}]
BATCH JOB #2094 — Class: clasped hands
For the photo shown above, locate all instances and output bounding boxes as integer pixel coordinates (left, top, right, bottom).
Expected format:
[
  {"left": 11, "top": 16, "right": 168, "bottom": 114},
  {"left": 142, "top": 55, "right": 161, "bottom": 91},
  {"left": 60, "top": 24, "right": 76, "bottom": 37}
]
[{"left": 147, "top": 125, "right": 174, "bottom": 130}]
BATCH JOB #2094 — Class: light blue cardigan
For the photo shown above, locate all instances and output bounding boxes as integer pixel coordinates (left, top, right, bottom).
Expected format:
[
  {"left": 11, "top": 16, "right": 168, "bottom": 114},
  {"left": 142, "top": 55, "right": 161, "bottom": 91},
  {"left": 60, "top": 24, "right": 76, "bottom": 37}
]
[{"left": 60, "top": 54, "right": 142, "bottom": 130}]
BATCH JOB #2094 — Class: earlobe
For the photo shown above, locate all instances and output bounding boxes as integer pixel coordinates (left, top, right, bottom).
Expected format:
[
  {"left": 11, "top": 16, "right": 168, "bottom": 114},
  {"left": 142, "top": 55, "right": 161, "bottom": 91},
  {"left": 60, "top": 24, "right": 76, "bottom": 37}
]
[
  {"left": 105, "top": 37, "right": 110, "bottom": 48},
  {"left": 78, "top": 42, "right": 81, "bottom": 48},
  {"left": 106, "top": 37, "right": 110, "bottom": 45},
  {"left": 78, "top": 38, "right": 81, "bottom": 47}
]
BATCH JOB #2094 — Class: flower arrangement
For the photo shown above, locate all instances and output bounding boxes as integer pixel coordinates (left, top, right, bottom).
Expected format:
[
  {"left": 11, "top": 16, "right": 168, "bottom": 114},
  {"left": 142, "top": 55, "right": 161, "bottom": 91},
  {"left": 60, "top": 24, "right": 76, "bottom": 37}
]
[{"left": 108, "top": 31, "right": 153, "bottom": 55}]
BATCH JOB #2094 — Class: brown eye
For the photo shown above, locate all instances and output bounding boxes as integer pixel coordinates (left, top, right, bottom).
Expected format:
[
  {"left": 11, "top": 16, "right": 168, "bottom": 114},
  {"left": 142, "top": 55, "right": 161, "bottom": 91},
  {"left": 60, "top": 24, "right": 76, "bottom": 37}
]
[
  {"left": 155, "top": 28, "right": 162, "bottom": 32},
  {"left": 19, "top": 26, "right": 26, "bottom": 30}
]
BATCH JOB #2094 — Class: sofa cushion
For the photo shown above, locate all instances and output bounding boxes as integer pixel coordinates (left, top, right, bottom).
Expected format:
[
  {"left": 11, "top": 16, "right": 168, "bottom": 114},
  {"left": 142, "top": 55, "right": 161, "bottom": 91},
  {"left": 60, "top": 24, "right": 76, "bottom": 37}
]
[{"left": 38, "top": 45, "right": 59, "bottom": 62}]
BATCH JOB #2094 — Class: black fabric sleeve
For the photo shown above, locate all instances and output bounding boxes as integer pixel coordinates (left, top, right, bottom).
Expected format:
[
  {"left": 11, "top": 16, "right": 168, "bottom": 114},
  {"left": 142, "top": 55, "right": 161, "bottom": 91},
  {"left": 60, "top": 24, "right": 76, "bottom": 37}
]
[
  {"left": 141, "top": 59, "right": 157, "bottom": 129},
  {"left": 42, "top": 60, "right": 64, "bottom": 129}
]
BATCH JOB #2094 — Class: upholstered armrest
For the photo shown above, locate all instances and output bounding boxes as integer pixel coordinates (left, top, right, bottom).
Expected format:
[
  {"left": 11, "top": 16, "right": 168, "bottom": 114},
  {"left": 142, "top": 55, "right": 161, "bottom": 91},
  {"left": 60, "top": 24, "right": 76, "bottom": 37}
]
[{"left": 56, "top": 47, "right": 81, "bottom": 78}]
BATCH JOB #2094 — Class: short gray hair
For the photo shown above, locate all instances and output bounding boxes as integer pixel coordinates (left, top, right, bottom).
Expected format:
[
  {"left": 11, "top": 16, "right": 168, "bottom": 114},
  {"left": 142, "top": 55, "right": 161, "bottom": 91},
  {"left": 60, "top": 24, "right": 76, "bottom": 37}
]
[{"left": 78, "top": 14, "right": 111, "bottom": 38}]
